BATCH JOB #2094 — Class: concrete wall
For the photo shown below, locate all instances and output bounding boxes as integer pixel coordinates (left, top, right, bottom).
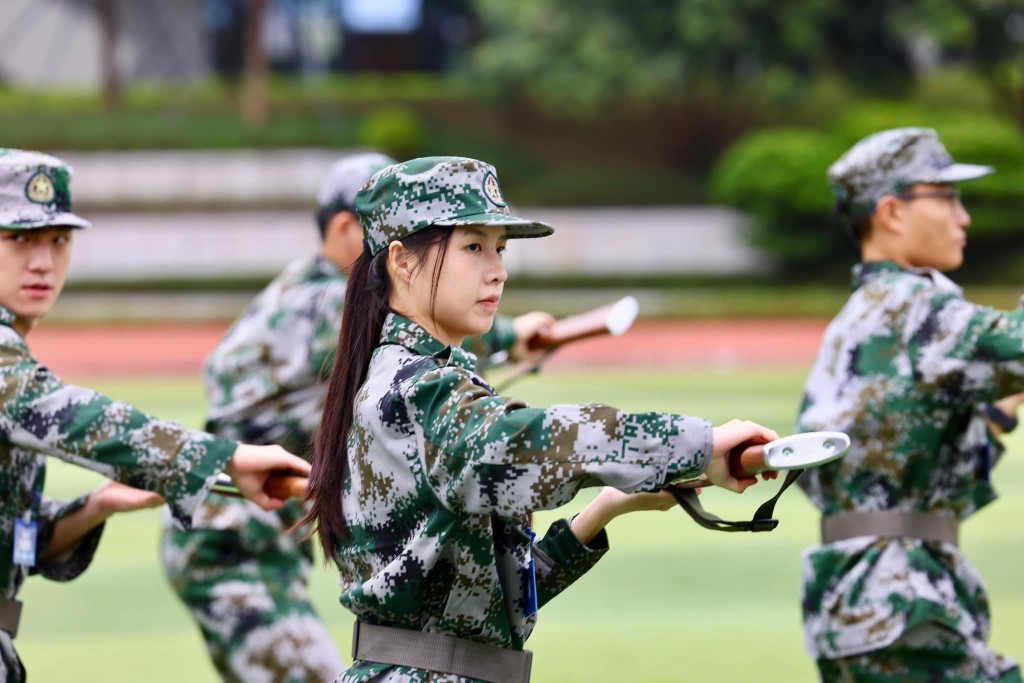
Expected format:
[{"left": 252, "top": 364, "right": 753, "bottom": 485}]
[
  {"left": 67, "top": 206, "right": 764, "bottom": 283},
  {"left": 48, "top": 149, "right": 767, "bottom": 283}
]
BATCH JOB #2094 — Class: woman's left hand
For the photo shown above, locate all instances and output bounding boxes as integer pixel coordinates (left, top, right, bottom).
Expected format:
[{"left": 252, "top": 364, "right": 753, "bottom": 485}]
[
  {"left": 594, "top": 486, "right": 688, "bottom": 516},
  {"left": 570, "top": 486, "right": 693, "bottom": 545}
]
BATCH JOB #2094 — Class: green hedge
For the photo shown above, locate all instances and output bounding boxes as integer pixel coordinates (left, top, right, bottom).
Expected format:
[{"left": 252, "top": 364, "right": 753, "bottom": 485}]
[
  {"left": 711, "top": 128, "right": 852, "bottom": 279},
  {"left": 711, "top": 101, "right": 1024, "bottom": 281}
]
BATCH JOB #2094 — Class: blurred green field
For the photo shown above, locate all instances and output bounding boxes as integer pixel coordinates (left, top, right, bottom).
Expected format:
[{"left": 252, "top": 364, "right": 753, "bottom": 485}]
[{"left": 17, "top": 367, "right": 1024, "bottom": 682}]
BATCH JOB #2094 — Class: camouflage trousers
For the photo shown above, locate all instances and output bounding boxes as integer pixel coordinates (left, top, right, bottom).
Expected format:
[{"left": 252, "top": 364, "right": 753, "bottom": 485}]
[
  {"left": 818, "top": 623, "right": 1021, "bottom": 683},
  {"left": 339, "top": 662, "right": 487, "bottom": 683},
  {"left": 161, "top": 495, "right": 345, "bottom": 683}
]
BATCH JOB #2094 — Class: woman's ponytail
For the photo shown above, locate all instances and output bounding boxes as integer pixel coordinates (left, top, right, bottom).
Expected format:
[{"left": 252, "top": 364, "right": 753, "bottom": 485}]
[
  {"left": 301, "top": 242, "right": 390, "bottom": 560},
  {"left": 301, "top": 226, "right": 452, "bottom": 563}
]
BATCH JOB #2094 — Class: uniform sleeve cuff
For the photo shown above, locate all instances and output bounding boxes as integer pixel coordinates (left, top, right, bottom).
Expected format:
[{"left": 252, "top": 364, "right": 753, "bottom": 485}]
[
  {"left": 663, "top": 417, "right": 713, "bottom": 484},
  {"left": 541, "top": 517, "right": 609, "bottom": 561},
  {"left": 33, "top": 495, "right": 105, "bottom": 582},
  {"left": 163, "top": 435, "right": 237, "bottom": 530}
]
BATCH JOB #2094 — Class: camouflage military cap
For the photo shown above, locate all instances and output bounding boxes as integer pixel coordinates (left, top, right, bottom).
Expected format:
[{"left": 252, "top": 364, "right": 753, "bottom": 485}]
[
  {"left": 0, "top": 149, "right": 90, "bottom": 230},
  {"left": 355, "top": 156, "right": 554, "bottom": 255},
  {"left": 316, "top": 152, "right": 397, "bottom": 213},
  {"left": 828, "top": 128, "right": 993, "bottom": 217}
]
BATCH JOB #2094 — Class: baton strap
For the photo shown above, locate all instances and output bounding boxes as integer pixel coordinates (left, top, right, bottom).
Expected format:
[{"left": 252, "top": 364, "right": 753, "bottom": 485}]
[
  {"left": 670, "top": 469, "right": 804, "bottom": 532},
  {"left": 821, "top": 511, "right": 959, "bottom": 546},
  {"left": 0, "top": 597, "right": 22, "bottom": 638},
  {"left": 352, "top": 622, "right": 532, "bottom": 683}
]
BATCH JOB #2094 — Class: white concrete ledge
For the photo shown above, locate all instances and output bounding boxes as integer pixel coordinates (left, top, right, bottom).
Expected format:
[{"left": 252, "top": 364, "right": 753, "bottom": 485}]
[{"left": 67, "top": 206, "right": 764, "bottom": 282}]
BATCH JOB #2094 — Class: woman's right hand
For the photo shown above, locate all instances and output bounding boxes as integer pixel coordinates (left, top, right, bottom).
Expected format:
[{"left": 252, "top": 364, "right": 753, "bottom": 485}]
[
  {"left": 707, "top": 420, "right": 779, "bottom": 493},
  {"left": 225, "top": 444, "right": 312, "bottom": 511},
  {"left": 509, "top": 311, "right": 556, "bottom": 363}
]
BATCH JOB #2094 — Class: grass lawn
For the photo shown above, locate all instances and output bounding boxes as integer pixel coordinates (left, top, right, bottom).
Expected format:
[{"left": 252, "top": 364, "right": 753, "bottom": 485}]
[{"left": 16, "top": 367, "right": 1024, "bottom": 682}]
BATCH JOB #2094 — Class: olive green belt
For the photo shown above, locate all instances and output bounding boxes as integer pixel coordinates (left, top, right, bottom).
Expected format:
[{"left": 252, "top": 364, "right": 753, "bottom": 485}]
[
  {"left": 0, "top": 598, "right": 22, "bottom": 638},
  {"left": 352, "top": 622, "right": 532, "bottom": 683},
  {"left": 822, "top": 511, "right": 959, "bottom": 547}
]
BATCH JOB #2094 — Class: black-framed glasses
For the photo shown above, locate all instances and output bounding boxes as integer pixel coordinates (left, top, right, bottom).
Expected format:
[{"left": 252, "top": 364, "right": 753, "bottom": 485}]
[{"left": 894, "top": 188, "right": 962, "bottom": 205}]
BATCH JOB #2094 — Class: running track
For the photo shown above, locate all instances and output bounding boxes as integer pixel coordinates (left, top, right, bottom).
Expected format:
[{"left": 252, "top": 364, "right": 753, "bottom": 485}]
[{"left": 28, "top": 319, "right": 829, "bottom": 376}]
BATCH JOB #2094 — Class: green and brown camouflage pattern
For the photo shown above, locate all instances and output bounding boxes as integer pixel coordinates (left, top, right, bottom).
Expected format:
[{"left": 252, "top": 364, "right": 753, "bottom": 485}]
[
  {"left": 816, "top": 623, "right": 1021, "bottom": 682},
  {"left": 334, "top": 313, "right": 711, "bottom": 681},
  {"left": 0, "top": 305, "right": 236, "bottom": 681},
  {"left": 161, "top": 255, "right": 348, "bottom": 682},
  {"left": 201, "top": 256, "right": 347, "bottom": 455},
  {"left": 161, "top": 256, "right": 522, "bottom": 683},
  {"left": 356, "top": 157, "right": 554, "bottom": 255},
  {"left": 161, "top": 495, "right": 343, "bottom": 683},
  {"left": 0, "top": 494, "right": 102, "bottom": 681},
  {"left": 0, "top": 149, "right": 90, "bottom": 230},
  {"left": 797, "top": 261, "right": 1024, "bottom": 674},
  {"left": 828, "top": 128, "right": 993, "bottom": 218}
]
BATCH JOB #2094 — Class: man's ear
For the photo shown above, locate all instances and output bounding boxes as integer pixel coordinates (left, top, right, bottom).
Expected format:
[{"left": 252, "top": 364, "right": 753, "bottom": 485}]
[
  {"left": 873, "top": 196, "right": 905, "bottom": 236},
  {"left": 324, "top": 211, "right": 357, "bottom": 241}
]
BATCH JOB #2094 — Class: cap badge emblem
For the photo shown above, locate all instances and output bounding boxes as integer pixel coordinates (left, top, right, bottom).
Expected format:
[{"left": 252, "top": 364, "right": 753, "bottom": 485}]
[
  {"left": 26, "top": 171, "right": 56, "bottom": 204},
  {"left": 483, "top": 172, "right": 506, "bottom": 207}
]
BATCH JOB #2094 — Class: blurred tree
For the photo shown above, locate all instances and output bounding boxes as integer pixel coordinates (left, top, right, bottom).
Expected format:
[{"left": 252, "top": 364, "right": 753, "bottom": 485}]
[
  {"left": 97, "top": 0, "right": 121, "bottom": 109},
  {"left": 467, "top": 0, "right": 1024, "bottom": 126},
  {"left": 241, "top": 0, "right": 269, "bottom": 130}
]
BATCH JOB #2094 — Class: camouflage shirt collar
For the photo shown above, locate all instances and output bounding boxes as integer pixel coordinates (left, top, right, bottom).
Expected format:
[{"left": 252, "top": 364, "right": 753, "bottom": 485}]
[
  {"left": 379, "top": 312, "right": 478, "bottom": 370},
  {"left": 0, "top": 305, "right": 15, "bottom": 328},
  {"left": 852, "top": 260, "right": 963, "bottom": 295},
  {"left": 313, "top": 254, "right": 343, "bottom": 279}
]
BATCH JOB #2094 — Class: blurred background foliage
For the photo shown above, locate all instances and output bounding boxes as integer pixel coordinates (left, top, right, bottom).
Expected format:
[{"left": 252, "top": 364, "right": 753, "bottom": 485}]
[
  {"left": 3, "top": 0, "right": 1024, "bottom": 282},
  {"left": 712, "top": 95, "right": 1024, "bottom": 280}
]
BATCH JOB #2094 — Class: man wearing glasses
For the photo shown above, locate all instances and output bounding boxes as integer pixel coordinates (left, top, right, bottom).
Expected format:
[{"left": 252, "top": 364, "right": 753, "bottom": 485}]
[{"left": 796, "top": 127, "right": 1024, "bottom": 682}]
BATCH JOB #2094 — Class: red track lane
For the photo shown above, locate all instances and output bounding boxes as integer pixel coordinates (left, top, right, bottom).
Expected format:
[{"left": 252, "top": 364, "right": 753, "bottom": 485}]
[{"left": 26, "top": 319, "right": 829, "bottom": 377}]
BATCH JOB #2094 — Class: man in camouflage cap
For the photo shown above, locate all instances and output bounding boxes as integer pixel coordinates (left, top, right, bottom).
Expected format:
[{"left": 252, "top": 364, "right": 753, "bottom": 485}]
[
  {"left": 161, "top": 152, "right": 556, "bottom": 682},
  {"left": 0, "top": 149, "right": 91, "bottom": 231},
  {"left": 797, "top": 127, "right": 1024, "bottom": 681},
  {"left": 0, "top": 150, "right": 309, "bottom": 683}
]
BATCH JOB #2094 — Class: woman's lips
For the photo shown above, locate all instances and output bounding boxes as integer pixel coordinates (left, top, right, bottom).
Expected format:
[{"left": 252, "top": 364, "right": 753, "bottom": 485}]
[{"left": 22, "top": 284, "right": 52, "bottom": 299}]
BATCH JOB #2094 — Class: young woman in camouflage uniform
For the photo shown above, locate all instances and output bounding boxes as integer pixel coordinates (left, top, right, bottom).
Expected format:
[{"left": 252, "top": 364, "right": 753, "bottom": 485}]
[
  {"left": 301, "top": 156, "right": 778, "bottom": 682},
  {"left": 161, "top": 153, "right": 554, "bottom": 683},
  {"left": 0, "top": 148, "right": 310, "bottom": 682},
  {"left": 798, "top": 128, "right": 1024, "bottom": 682}
]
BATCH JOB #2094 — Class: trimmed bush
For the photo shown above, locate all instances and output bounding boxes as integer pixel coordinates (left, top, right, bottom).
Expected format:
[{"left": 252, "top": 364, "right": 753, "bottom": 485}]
[
  {"left": 357, "top": 106, "right": 428, "bottom": 161},
  {"left": 711, "top": 128, "right": 852, "bottom": 278}
]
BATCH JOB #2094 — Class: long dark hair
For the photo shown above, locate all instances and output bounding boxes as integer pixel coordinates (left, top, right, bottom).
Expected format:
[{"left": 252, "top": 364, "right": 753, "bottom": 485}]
[{"left": 301, "top": 226, "right": 453, "bottom": 561}]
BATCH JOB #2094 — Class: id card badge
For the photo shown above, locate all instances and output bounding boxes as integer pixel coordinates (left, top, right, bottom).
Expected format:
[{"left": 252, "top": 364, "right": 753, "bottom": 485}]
[
  {"left": 13, "top": 516, "right": 38, "bottom": 567},
  {"left": 522, "top": 527, "right": 538, "bottom": 618}
]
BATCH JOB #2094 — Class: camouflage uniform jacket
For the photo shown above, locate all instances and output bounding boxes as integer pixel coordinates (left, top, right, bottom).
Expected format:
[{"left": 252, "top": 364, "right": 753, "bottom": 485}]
[
  {"left": 0, "top": 305, "right": 236, "bottom": 678},
  {"left": 797, "top": 260, "right": 1024, "bottom": 660},
  {"left": 336, "top": 313, "right": 710, "bottom": 679},
  {"left": 204, "top": 256, "right": 347, "bottom": 455}
]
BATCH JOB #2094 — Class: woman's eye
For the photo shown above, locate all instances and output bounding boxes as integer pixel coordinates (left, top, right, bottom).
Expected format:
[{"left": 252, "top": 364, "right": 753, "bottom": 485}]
[
  {"left": 496, "top": 245, "right": 506, "bottom": 255},
  {"left": 466, "top": 243, "right": 481, "bottom": 252}
]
